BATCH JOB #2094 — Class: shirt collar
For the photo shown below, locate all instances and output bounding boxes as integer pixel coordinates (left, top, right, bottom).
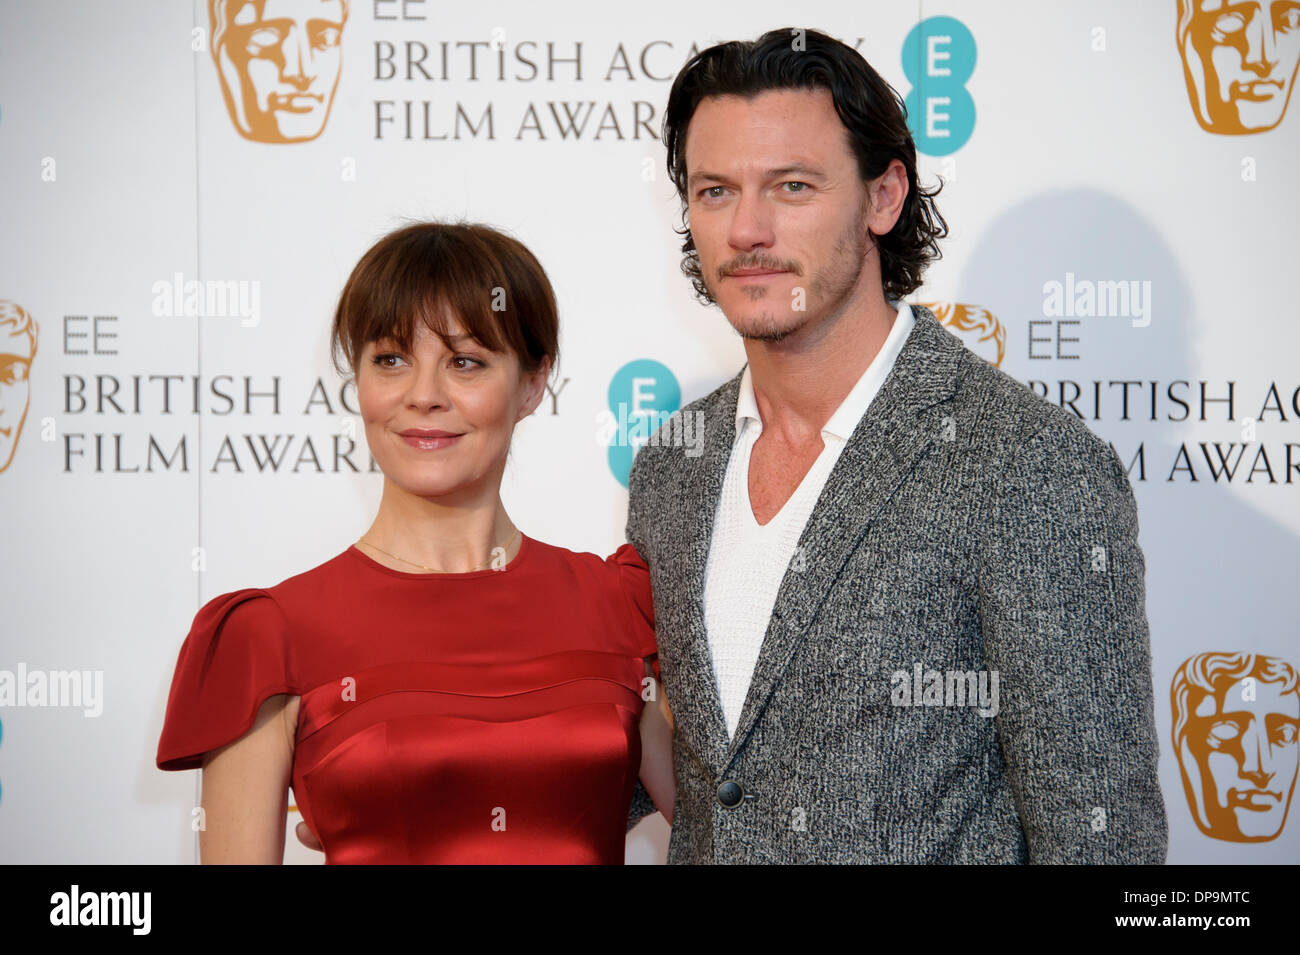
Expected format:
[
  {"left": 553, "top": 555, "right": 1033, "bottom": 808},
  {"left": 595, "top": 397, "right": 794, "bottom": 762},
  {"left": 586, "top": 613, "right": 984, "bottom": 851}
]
[{"left": 734, "top": 300, "right": 916, "bottom": 444}]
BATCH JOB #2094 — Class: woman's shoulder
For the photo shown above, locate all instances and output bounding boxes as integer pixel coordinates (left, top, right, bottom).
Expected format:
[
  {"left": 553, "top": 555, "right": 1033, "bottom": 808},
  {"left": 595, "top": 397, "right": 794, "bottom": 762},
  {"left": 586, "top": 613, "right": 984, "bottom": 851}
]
[
  {"left": 523, "top": 537, "right": 647, "bottom": 586},
  {"left": 180, "top": 547, "right": 356, "bottom": 646},
  {"left": 525, "top": 537, "right": 655, "bottom": 656},
  {"left": 523, "top": 535, "right": 646, "bottom": 569}
]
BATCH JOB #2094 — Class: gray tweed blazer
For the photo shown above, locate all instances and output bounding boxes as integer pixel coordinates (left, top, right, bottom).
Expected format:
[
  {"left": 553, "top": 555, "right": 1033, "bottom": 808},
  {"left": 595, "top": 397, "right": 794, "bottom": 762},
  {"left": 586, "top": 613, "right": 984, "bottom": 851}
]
[{"left": 624, "top": 305, "right": 1167, "bottom": 863}]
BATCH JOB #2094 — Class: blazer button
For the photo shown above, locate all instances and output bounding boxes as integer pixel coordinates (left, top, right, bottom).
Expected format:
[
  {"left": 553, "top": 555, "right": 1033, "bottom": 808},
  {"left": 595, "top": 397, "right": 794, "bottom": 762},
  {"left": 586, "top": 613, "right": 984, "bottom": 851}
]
[{"left": 716, "top": 780, "right": 744, "bottom": 808}]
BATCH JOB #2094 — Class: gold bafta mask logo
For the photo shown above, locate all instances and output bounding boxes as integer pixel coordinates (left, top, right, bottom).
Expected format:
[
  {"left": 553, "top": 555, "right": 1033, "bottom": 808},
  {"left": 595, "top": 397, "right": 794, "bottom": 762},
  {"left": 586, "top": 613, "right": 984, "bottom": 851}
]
[
  {"left": 210, "top": 0, "right": 349, "bottom": 143},
  {"left": 0, "top": 301, "right": 38, "bottom": 474},
  {"left": 918, "top": 302, "right": 1006, "bottom": 367},
  {"left": 1177, "top": 0, "right": 1300, "bottom": 134},
  {"left": 1172, "top": 652, "right": 1299, "bottom": 842}
]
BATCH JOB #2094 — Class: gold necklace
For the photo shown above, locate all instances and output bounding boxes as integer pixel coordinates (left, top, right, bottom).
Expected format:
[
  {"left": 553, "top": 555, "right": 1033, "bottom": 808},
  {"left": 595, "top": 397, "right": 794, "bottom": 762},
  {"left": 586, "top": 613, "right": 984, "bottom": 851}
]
[{"left": 358, "top": 527, "right": 522, "bottom": 573}]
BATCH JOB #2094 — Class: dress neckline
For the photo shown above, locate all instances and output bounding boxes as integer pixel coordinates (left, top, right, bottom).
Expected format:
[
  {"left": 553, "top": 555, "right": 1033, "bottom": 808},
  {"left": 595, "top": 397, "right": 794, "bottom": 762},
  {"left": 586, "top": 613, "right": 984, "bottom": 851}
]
[{"left": 346, "top": 533, "right": 534, "bottom": 580}]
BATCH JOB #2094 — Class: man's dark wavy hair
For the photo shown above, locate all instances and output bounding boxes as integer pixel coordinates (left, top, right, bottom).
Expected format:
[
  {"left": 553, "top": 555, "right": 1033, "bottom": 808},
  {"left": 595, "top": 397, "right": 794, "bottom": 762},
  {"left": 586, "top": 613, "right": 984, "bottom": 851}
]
[{"left": 663, "top": 27, "right": 948, "bottom": 303}]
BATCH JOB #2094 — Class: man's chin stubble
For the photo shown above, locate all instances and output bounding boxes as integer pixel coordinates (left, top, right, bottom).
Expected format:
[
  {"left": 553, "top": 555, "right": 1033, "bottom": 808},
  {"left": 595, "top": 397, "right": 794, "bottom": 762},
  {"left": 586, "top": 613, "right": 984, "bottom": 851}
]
[{"left": 728, "top": 309, "right": 801, "bottom": 344}]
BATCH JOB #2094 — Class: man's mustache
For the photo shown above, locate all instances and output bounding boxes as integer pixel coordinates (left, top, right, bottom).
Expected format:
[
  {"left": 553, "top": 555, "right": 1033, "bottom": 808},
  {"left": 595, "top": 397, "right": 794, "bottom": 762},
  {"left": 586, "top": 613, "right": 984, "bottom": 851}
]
[{"left": 717, "top": 255, "right": 803, "bottom": 278}]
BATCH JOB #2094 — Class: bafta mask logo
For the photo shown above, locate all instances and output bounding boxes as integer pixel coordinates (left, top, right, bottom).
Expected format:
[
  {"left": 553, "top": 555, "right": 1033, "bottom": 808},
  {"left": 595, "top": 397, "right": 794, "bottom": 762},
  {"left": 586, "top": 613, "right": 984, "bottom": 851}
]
[
  {"left": 1172, "top": 652, "right": 1299, "bottom": 842},
  {"left": 0, "top": 301, "right": 38, "bottom": 474},
  {"left": 1177, "top": 0, "right": 1300, "bottom": 134},
  {"left": 210, "top": 0, "right": 349, "bottom": 143},
  {"left": 918, "top": 302, "right": 1006, "bottom": 367}
]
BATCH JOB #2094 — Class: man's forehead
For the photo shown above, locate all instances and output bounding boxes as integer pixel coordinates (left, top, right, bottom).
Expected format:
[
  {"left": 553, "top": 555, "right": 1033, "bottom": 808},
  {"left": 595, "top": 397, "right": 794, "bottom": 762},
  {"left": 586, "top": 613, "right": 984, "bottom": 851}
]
[
  {"left": 1196, "top": 0, "right": 1264, "bottom": 14},
  {"left": 235, "top": 0, "right": 346, "bottom": 24},
  {"left": 690, "top": 88, "right": 836, "bottom": 123},
  {"left": 1194, "top": 677, "right": 1300, "bottom": 715},
  {"left": 684, "top": 90, "right": 850, "bottom": 174}
]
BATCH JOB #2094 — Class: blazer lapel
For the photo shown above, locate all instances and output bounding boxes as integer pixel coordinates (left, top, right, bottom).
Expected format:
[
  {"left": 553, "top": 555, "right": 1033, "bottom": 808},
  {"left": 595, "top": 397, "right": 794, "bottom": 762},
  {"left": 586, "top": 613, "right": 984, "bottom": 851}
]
[{"left": 723, "top": 306, "right": 967, "bottom": 765}]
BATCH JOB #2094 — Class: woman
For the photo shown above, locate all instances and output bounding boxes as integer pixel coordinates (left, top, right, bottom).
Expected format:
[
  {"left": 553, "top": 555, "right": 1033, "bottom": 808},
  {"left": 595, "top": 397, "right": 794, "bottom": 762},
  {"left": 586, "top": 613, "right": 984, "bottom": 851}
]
[{"left": 156, "top": 222, "right": 675, "bottom": 863}]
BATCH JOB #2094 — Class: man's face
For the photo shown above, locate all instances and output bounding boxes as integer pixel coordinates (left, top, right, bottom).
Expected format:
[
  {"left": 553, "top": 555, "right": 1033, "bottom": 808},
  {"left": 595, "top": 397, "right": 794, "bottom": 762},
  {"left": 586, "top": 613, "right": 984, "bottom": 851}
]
[
  {"left": 1184, "top": 677, "right": 1300, "bottom": 840},
  {"left": 1184, "top": 0, "right": 1300, "bottom": 133},
  {"left": 0, "top": 334, "right": 34, "bottom": 473},
  {"left": 215, "top": 0, "right": 345, "bottom": 143},
  {"left": 683, "top": 88, "right": 877, "bottom": 343}
]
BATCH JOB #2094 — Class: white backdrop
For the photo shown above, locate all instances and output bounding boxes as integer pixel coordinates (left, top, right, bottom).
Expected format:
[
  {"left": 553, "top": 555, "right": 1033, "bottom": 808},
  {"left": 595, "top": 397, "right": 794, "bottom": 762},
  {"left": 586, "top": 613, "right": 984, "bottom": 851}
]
[{"left": 0, "top": 0, "right": 1296, "bottom": 864}]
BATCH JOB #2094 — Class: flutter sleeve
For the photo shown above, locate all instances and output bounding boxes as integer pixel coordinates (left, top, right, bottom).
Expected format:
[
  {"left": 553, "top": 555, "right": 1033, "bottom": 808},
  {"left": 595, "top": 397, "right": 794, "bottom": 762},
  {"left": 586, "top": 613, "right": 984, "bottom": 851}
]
[
  {"left": 607, "top": 543, "right": 658, "bottom": 680},
  {"left": 156, "top": 588, "right": 295, "bottom": 772}
]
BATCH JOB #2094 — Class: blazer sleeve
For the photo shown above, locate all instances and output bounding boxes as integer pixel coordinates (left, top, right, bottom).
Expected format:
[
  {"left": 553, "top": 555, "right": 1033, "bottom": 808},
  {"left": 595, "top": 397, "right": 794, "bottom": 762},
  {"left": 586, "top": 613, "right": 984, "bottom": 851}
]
[
  {"left": 156, "top": 589, "right": 295, "bottom": 772},
  {"left": 978, "top": 421, "right": 1168, "bottom": 863}
]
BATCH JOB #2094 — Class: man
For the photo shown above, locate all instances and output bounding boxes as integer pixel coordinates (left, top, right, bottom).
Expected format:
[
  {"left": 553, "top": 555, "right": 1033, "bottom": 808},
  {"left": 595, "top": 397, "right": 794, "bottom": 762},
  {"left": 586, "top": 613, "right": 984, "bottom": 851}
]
[
  {"left": 1176, "top": 0, "right": 1300, "bottom": 135},
  {"left": 293, "top": 26, "right": 1167, "bottom": 864},
  {"left": 209, "top": 0, "right": 348, "bottom": 144},
  {"left": 1171, "top": 652, "right": 1298, "bottom": 842},
  {"left": 622, "top": 27, "right": 1167, "bottom": 862},
  {"left": 0, "top": 300, "right": 38, "bottom": 474}
]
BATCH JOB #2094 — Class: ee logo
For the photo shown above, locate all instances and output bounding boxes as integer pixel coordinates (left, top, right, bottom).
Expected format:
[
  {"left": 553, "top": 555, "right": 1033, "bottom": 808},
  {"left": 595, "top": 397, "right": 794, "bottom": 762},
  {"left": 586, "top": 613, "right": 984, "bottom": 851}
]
[
  {"left": 902, "top": 16, "right": 977, "bottom": 156},
  {"left": 605, "top": 360, "right": 680, "bottom": 488}
]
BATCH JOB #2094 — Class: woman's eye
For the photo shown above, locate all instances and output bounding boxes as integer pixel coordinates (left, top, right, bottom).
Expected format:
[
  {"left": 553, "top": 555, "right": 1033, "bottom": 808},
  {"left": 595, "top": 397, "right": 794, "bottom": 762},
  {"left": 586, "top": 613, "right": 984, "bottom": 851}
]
[
  {"left": 452, "top": 355, "right": 482, "bottom": 370},
  {"left": 372, "top": 352, "right": 404, "bottom": 368}
]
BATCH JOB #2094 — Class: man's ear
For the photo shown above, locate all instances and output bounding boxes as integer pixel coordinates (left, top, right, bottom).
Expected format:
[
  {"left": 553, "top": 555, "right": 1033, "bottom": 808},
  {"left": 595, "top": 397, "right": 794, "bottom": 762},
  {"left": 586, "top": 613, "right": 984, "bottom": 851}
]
[
  {"left": 865, "top": 158, "right": 908, "bottom": 237},
  {"left": 517, "top": 355, "right": 552, "bottom": 421}
]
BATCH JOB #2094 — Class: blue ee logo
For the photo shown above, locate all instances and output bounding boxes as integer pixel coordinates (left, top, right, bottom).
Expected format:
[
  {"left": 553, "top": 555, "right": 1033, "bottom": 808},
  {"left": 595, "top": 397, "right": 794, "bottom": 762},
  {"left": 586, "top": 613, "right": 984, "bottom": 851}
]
[
  {"left": 605, "top": 360, "right": 680, "bottom": 488},
  {"left": 902, "top": 16, "right": 976, "bottom": 156}
]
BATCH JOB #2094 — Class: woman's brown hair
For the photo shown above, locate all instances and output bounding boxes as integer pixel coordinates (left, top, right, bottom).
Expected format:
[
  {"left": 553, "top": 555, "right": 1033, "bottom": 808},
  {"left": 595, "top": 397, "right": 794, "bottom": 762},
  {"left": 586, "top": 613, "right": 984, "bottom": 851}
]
[{"left": 331, "top": 221, "right": 559, "bottom": 377}]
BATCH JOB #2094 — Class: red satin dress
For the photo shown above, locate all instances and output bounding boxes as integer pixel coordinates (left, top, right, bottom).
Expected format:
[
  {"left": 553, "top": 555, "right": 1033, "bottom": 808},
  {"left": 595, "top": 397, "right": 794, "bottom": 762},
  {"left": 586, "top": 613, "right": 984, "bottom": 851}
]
[{"left": 156, "top": 535, "right": 658, "bottom": 864}]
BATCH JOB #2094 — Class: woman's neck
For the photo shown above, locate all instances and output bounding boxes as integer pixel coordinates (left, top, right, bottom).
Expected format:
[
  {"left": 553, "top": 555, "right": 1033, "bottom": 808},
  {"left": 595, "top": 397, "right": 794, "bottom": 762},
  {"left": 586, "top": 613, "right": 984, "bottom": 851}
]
[{"left": 358, "top": 478, "right": 521, "bottom": 573}]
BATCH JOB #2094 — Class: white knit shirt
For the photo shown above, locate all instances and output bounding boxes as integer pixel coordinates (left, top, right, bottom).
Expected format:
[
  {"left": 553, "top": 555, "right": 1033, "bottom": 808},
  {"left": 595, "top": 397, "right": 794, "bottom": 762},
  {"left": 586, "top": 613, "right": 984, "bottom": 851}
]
[{"left": 703, "top": 302, "right": 916, "bottom": 739}]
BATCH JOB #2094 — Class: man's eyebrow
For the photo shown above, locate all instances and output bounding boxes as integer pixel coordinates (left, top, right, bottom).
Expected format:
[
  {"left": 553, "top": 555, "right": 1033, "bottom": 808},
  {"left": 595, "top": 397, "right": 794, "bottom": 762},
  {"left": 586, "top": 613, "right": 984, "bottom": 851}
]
[
  {"left": 688, "top": 164, "right": 826, "bottom": 188},
  {"left": 765, "top": 163, "right": 825, "bottom": 179}
]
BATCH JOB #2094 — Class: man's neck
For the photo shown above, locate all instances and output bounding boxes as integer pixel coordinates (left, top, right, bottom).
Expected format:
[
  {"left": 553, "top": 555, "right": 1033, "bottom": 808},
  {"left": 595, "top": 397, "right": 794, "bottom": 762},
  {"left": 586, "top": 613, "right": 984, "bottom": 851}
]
[{"left": 743, "top": 294, "right": 899, "bottom": 446}]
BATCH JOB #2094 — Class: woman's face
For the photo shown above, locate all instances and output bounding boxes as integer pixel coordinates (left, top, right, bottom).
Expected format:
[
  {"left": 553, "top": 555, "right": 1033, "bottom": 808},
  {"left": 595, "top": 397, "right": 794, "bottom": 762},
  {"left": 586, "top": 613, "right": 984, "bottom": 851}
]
[{"left": 356, "top": 314, "right": 548, "bottom": 500}]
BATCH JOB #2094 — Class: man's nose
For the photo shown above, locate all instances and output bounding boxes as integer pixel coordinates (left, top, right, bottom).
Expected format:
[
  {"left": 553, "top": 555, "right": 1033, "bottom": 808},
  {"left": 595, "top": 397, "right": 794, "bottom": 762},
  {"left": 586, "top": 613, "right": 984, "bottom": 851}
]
[
  {"left": 1242, "top": 13, "right": 1280, "bottom": 76},
  {"left": 728, "top": 189, "right": 775, "bottom": 252},
  {"left": 1237, "top": 724, "right": 1276, "bottom": 786},
  {"left": 281, "top": 26, "right": 318, "bottom": 86}
]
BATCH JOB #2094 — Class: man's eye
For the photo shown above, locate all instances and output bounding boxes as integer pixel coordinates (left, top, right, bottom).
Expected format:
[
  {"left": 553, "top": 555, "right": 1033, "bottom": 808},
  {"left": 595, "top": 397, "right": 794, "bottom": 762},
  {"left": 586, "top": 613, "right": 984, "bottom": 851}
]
[
  {"left": 1207, "top": 721, "right": 1242, "bottom": 747},
  {"left": 312, "top": 26, "right": 342, "bottom": 49},
  {"left": 700, "top": 186, "right": 725, "bottom": 199},
  {"left": 1213, "top": 12, "right": 1247, "bottom": 34},
  {"left": 245, "top": 26, "right": 285, "bottom": 54},
  {"left": 1273, "top": 723, "right": 1298, "bottom": 746},
  {"left": 1279, "top": 8, "right": 1300, "bottom": 31},
  {"left": 784, "top": 181, "right": 810, "bottom": 193}
]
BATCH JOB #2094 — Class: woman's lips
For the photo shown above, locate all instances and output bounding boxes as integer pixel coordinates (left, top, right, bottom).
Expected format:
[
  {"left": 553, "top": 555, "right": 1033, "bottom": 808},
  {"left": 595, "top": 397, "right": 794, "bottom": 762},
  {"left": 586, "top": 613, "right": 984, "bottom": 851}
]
[{"left": 398, "top": 429, "right": 463, "bottom": 450}]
